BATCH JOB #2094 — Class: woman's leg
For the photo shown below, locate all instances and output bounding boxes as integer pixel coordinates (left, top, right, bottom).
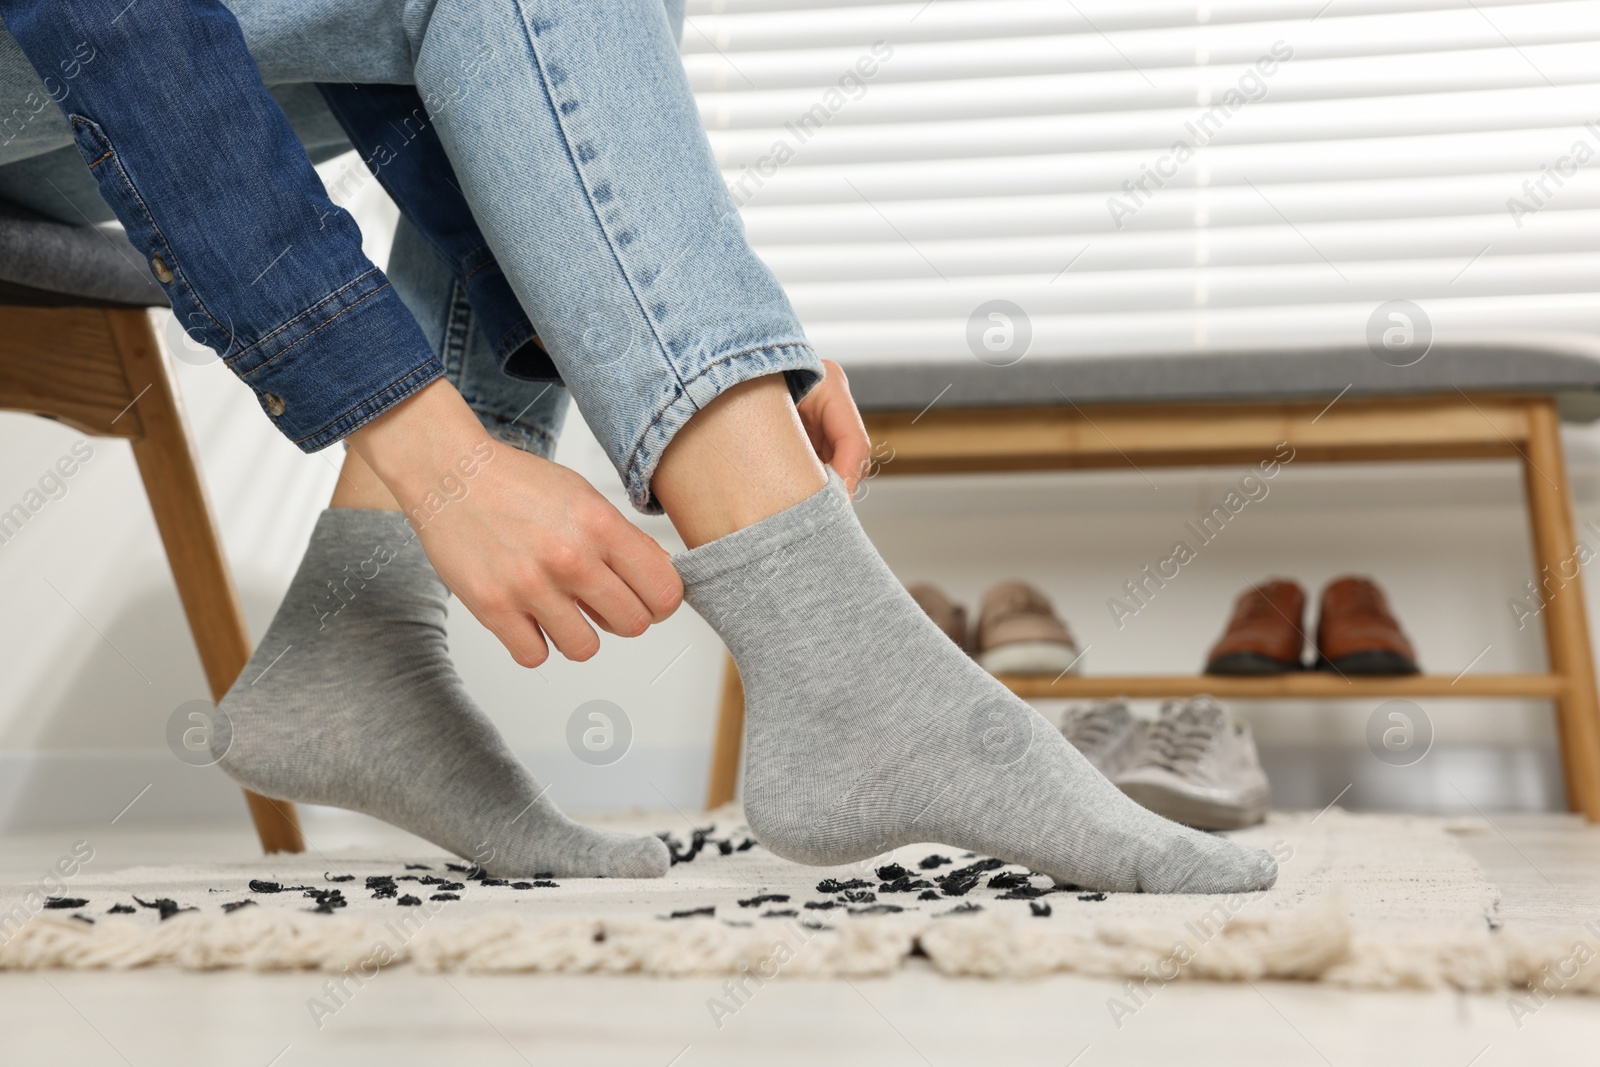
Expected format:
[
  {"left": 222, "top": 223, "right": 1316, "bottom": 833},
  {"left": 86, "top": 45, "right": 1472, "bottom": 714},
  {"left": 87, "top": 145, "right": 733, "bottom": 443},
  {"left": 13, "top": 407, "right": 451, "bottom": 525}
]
[{"left": 216, "top": 216, "right": 668, "bottom": 877}]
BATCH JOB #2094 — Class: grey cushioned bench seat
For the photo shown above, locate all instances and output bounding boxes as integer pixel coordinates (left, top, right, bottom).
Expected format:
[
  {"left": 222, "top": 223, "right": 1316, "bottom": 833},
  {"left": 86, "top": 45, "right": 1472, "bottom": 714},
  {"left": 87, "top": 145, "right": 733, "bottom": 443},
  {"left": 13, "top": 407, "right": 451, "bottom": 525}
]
[
  {"left": 0, "top": 200, "right": 165, "bottom": 308},
  {"left": 845, "top": 342, "right": 1600, "bottom": 423}
]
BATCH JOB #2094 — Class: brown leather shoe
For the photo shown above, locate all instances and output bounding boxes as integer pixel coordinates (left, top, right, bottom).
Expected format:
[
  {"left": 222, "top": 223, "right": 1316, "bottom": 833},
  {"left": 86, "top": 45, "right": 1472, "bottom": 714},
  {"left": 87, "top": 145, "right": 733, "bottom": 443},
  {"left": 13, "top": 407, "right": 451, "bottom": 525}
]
[
  {"left": 907, "top": 582, "right": 970, "bottom": 653},
  {"left": 1205, "top": 579, "right": 1307, "bottom": 675},
  {"left": 1315, "top": 576, "right": 1420, "bottom": 675}
]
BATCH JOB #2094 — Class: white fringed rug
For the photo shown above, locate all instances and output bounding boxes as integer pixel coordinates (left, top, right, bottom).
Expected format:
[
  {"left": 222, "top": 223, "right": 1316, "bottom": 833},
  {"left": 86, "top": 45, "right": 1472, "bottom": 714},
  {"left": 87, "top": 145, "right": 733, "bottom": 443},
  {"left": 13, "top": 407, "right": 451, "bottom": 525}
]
[{"left": 2, "top": 809, "right": 1594, "bottom": 991}]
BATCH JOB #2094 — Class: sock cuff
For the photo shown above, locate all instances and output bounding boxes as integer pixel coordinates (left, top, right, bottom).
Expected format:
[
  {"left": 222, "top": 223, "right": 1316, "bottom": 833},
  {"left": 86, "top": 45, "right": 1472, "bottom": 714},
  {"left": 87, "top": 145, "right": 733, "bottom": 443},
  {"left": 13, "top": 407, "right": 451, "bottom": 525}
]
[
  {"left": 311, "top": 507, "right": 417, "bottom": 544},
  {"left": 672, "top": 472, "right": 851, "bottom": 586},
  {"left": 304, "top": 507, "right": 429, "bottom": 579}
]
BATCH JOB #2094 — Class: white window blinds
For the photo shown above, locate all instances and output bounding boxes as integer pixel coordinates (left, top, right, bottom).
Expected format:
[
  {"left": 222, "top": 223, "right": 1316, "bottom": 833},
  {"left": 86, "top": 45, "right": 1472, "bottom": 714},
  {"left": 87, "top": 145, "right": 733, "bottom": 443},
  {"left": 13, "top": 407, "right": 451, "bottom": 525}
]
[{"left": 684, "top": 0, "right": 1600, "bottom": 364}]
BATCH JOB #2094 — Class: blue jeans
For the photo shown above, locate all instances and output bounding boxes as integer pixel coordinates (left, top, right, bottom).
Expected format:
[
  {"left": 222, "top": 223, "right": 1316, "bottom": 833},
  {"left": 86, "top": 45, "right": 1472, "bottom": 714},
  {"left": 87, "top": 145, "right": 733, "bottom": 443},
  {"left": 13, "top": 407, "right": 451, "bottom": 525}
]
[{"left": 0, "top": 0, "right": 818, "bottom": 511}]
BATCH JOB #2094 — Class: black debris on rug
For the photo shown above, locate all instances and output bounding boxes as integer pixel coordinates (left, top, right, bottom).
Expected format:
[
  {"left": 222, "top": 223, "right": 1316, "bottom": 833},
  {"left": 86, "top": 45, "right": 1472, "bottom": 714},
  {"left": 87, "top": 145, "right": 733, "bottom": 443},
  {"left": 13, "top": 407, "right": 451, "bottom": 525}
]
[
  {"left": 986, "top": 871, "right": 1032, "bottom": 891},
  {"left": 134, "top": 895, "right": 195, "bottom": 921},
  {"left": 73, "top": 828, "right": 1110, "bottom": 931},
  {"left": 849, "top": 903, "right": 904, "bottom": 916},
  {"left": 930, "top": 857, "right": 1007, "bottom": 897},
  {"left": 416, "top": 876, "right": 464, "bottom": 889},
  {"left": 879, "top": 876, "right": 934, "bottom": 894},
  {"left": 305, "top": 889, "right": 347, "bottom": 914},
  {"left": 71, "top": 913, "right": 94, "bottom": 925},
  {"left": 997, "top": 886, "right": 1052, "bottom": 900},
  {"left": 656, "top": 826, "right": 759, "bottom": 865}
]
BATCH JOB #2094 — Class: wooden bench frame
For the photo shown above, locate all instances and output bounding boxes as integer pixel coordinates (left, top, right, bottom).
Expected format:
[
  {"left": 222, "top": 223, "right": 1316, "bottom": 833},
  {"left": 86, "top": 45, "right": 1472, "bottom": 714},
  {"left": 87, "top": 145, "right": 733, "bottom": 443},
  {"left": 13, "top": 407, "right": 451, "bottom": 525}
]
[
  {"left": 0, "top": 304, "right": 305, "bottom": 853},
  {"left": 705, "top": 392, "right": 1600, "bottom": 821}
]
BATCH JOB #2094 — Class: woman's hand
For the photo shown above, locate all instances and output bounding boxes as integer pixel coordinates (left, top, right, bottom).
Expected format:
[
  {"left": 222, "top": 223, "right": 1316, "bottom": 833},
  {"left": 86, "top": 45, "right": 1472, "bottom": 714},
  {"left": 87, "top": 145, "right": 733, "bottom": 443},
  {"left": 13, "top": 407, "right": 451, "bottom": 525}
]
[
  {"left": 347, "top": 379, "right": 683, "bottom": 666},
  {"left": 795, "top": 359, "right": 872, "bottom": 495}
]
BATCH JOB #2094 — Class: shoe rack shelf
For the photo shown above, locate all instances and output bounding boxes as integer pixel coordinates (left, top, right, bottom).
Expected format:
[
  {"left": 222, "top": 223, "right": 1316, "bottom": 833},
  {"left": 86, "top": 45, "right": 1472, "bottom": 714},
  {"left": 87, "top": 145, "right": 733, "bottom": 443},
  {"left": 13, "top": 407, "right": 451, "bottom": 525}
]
[
  {"left": 994, "top": 673, "right": 1567, "bottom": 700},
  {"left": 704, "top": 393, "right": 1600, "bottom": 821}
]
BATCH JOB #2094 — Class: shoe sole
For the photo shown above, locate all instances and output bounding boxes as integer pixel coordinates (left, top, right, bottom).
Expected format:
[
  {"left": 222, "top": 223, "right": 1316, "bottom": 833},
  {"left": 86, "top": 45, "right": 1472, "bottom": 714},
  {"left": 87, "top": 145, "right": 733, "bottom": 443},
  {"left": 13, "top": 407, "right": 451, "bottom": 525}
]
[
  {"left": 1317, "top": 650, "right": 1420, "bottom": 675},
  {"left": 1117, "top": 780, "right": 1268, "bottom": 831},
  {"left": 978, "top": 641, "right": 1080, "bottom": 676},
  {"left": 1205, "top": 651, "right": 1302, "bottom": 676}
]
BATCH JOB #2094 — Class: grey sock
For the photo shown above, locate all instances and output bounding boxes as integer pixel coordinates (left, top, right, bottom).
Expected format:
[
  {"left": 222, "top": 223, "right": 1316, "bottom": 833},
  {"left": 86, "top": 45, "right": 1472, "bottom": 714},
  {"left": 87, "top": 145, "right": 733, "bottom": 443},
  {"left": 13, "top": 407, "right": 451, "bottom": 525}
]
[
  {"left": 676, "top": 476, "right": 1277, "bottom": 894},
  {"left": 215, "top": 509, "right": 668, "bottom": 879}
]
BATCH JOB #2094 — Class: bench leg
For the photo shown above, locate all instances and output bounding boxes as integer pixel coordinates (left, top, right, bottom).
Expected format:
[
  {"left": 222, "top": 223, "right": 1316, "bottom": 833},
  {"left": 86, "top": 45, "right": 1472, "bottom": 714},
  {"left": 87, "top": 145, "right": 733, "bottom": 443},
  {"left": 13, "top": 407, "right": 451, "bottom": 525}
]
[
  {"left": 1522, "top": 398, "right": 1600, "bottom": 820},
  {"left": 706, "top": 654, "right": 744, "bottom": 810},
  {"left": 107, "top": 309, "right": 306, "bottom": 852}
]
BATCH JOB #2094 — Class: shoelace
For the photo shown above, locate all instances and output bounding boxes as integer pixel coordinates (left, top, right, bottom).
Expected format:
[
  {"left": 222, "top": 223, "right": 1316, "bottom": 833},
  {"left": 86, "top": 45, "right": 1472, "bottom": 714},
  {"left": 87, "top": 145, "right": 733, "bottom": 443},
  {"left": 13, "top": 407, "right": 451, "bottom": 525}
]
[
  {"left": 1062, "top": 702, "right": 1128, "bottom": 753},
  {"left": 1141, "top": 698, "right": 1227, "bottom": 774}
]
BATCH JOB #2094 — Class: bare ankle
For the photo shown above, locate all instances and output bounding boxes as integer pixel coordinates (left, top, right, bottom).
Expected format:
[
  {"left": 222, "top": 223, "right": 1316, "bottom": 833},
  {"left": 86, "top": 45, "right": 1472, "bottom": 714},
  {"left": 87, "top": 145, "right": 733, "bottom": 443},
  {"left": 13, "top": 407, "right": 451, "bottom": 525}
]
[{"left": 653, "top": 375, "right": 826, "bottom": 547}]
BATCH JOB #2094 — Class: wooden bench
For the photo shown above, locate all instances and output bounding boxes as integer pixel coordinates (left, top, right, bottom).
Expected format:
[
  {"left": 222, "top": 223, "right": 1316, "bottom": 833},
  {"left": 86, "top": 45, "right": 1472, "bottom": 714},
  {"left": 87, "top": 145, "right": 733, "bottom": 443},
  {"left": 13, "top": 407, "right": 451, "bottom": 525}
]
[{"left": 706, "top": 345, "right": 1600, "bottom": 820}]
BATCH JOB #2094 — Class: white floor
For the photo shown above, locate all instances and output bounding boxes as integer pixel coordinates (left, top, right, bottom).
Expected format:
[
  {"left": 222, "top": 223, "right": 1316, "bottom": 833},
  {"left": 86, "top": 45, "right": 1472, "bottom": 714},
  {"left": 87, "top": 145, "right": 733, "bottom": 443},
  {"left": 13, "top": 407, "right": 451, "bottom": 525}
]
[{"left": 2, "top": 813, "right": 1598, "bottom": 1066}]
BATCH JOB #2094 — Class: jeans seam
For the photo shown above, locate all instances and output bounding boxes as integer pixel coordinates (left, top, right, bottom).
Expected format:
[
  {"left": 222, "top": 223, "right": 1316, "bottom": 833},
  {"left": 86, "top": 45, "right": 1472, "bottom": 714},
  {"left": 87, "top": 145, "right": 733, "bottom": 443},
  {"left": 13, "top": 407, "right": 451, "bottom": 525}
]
[
  {"left": 443, "top": 276, "right": 473, "bottom": 376},
  {"left": 507, "top": 0, "right": 689, "bottom": 396},
  {"left": 290, "top": 358, "right": 442, "bottom": 447},
  {"left": 461, "top": 247, "right": 498, "bottom": 282},
  {"left": 622, "top": 341, "right": 814, "bottom": 496},
  {"left": 237, "top": 277, "right": 400, "bottom": 378},
  {"left": 492, "top": 321, "right": 536, "bottom": 363},
  {"left": 227, "top": 269, "right": 388, "bottom": 371},
  {"left": 71, "top": 115, "right": 230, "bottom": 343}
]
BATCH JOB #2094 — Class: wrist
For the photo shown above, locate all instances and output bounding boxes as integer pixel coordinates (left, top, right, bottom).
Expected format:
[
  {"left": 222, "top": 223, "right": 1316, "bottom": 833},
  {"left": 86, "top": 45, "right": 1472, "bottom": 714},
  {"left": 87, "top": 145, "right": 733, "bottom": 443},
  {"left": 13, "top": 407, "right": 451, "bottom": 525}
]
[{"left": 345, "top": 379, "right": 494, "bottom": 510}]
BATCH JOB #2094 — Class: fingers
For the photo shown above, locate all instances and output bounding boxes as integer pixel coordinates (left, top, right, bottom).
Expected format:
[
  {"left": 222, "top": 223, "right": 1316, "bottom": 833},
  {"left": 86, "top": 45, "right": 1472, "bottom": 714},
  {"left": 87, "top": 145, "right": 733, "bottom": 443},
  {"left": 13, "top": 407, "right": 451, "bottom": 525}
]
[
  {"left": 811, "top": 361, "right": 871, "bottom": 493},
  {"left": 526, "top": 591, "right": 604, "bottom": 661},
  {"left": 573, "top": 569, "right": 656, "bottom": 638},
  {"left": 826, "top": 417, "right": 872, "bottom": 494},
  {"left": 603, "top": 526, "right": 685, "bottom": 622},
  {"left": 477, "top": 606, "right": 552, "bottom": 669}
]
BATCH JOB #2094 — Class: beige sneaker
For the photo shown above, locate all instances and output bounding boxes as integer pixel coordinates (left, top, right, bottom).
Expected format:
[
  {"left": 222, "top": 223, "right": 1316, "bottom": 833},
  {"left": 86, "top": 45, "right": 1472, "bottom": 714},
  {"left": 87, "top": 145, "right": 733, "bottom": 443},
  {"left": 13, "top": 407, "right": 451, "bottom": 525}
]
[
  {"left": 974, "top": 580, "right": 1081, "bottom": 675},
  {"left": 906, "top": 582, "right": 970, "bottom": 653},
  {"left": 1113, "top": 696, "right": 1270, "bottom": 831}
]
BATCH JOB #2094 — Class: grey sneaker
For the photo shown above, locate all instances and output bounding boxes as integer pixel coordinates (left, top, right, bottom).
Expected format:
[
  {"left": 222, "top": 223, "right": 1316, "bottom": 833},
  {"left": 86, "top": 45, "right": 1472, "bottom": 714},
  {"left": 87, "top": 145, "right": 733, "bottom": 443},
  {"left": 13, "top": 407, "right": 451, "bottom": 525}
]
[
  {"left": 1059, "top": 701, "right": 1146, "bottom": 778},
  {"left": 1112, "top": 696, "right": 1269, "bottom": 830}
]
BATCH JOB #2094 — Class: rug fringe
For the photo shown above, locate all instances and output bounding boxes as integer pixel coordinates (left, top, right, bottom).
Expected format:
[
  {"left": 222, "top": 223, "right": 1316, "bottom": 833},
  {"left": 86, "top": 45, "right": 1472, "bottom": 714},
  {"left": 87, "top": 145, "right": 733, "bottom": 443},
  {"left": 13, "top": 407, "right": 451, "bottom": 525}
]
[{"left": 2, "top": 893, "right": 1594, "bottom": 993}]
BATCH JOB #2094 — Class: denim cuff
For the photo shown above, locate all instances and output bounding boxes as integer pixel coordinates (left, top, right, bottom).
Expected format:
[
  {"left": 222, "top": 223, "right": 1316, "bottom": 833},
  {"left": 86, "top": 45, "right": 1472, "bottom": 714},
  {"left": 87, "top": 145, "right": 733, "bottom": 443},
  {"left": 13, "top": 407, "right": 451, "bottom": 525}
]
[
  {"left": 226, "top": 270, "right": 445, "bottom": 451},
  {"left": 623, "top": 341, "right": 823, "bottom": 514}
]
